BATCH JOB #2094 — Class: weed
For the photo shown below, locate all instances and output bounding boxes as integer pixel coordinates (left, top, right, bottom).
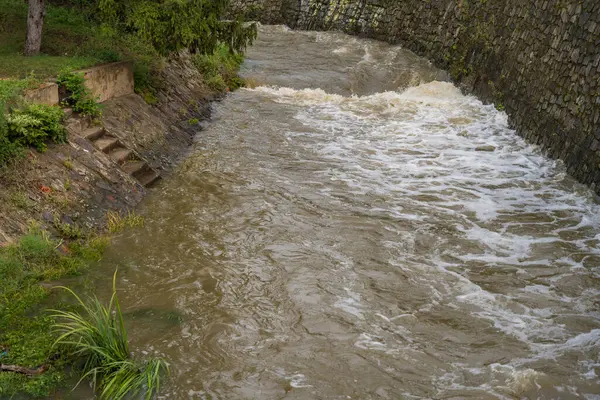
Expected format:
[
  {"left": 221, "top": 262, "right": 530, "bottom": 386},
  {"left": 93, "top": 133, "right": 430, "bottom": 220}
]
[
  {"left": 193, "top": 44, "right": 245, "bottom": 93},
  {"left": 53, "top": 217, "right": 85, "bottom": 240},
  {"left": 106, "top": 210, "right": 144, "bottom": 233},
  {"left": 188, "top": 118, "right": 199, "bottom": 125},
  {"left": 56, "top": 69, "right": 102, "bottom": 118},
  {"left": 63, "top": 158, "right": 73, "bottom": 169},
  {"left": 141, "top": 91, "right": 158, "bottom": 105},
  {"left": 9, "top": 191, "right": 31, "bottom": 209},
  {"left": 52, "top": 271, "right": 169, "bottom": 400}
]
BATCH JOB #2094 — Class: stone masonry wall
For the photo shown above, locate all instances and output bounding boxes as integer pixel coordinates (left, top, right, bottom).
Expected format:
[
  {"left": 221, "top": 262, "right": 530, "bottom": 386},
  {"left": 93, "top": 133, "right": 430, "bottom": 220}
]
[{"left": 232, "top": 0, "right": 600, "bottom": 192}]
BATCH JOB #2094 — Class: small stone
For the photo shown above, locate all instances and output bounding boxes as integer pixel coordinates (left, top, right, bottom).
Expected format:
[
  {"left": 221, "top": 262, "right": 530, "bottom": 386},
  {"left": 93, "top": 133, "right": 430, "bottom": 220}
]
[
  {"left": 475, "top": 145, "right": 497, "bottom": 152},
  {"left": 42, "top": 210, "right": 54, "bottom": 222},
  {"left": 60, "top": 215, "right": 74, "bottom": 225}
]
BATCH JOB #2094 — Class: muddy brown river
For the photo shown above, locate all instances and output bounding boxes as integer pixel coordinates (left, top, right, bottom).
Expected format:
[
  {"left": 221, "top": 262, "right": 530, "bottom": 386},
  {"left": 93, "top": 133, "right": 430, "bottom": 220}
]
[{"left": 94, "top": 26, "right": 600, "bottom": 399}]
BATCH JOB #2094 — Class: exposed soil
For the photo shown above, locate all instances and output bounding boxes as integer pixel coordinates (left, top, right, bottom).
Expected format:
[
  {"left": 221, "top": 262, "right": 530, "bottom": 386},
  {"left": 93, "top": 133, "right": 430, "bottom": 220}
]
[{"left": 0, "top": 53, "right": 218, "bottom": 244}]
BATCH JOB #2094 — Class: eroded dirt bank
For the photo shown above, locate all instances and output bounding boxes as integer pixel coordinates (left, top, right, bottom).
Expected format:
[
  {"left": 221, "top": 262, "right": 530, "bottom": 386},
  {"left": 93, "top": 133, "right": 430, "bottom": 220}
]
[{"left": 0, "top": 53, "right": 218, "bottom": 244}]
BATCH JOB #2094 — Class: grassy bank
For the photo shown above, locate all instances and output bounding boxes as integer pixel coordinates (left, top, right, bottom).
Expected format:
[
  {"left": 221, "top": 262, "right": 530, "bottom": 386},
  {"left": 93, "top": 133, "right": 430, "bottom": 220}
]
[
  {"left": 0, "top": 1, "right": 248, "bottom": 396},
  {"left": 0, "top": 210, "right": 149, "bottom": 397},
  {"left": 0, "top": 225, "right": 108, "bottom": 397}
]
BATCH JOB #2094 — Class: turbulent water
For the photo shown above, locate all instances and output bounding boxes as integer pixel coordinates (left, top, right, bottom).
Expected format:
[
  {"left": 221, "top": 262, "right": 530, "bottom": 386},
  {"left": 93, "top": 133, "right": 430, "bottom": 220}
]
[{"left": 96, "top": 26, "right": 600, "bottom": 399}]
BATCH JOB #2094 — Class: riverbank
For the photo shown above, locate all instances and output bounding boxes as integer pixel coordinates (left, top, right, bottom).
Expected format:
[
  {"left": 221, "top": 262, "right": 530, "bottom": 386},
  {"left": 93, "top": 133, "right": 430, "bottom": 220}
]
[{"left": 0, "top": 47, "right": 246, "bottom": 396}]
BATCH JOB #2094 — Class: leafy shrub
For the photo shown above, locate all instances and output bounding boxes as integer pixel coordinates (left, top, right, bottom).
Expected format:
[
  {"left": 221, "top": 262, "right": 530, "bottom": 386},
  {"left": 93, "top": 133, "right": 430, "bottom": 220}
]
[
  {"left": 193, "top": 44, "right": 246, "bottom": 92},
  {"left": 56, "top": 69, "right": 102, "bottom": 117},
  {"left": 6, "top": 104, "right": 66, "bottom": 152},
  {"left": 0, "top": 109, "right": 24, "bottom": 165}
]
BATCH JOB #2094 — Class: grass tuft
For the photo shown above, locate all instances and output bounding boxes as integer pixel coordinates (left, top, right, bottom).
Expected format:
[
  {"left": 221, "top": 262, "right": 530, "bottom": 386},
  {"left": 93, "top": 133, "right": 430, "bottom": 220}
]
[
  {"left": 51, "top": 271, "right": 169, "bottom": 399},
  {"left": 106, "top": 210, "right": 144, "bottom": 233}
]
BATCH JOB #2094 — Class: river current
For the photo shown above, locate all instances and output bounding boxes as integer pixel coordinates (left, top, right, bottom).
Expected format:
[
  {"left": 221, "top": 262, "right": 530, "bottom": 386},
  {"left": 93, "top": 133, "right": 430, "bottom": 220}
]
[{"left": 96, "top": 26, "right": 600, "bottom": 399}]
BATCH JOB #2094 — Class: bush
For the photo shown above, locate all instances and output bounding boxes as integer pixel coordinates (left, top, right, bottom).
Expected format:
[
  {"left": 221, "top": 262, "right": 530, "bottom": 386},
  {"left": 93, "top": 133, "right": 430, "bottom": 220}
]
[
  {"left": 193, "top": 44, "right": 245, "bottom": 92},
  {"left": 0, "top": 109, "right": 24, "bottom": 165},
  {"left": 56, "top": 69, "right": 102, "bottom": 117},
  {"left": 6, "top": 104, "right": 66, "bottom": 152}
]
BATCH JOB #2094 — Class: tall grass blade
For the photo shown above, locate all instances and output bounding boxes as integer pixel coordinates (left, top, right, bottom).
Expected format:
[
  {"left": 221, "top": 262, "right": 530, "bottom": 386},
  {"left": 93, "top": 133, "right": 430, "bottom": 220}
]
[{"left": 52, "top": 270, "right": 168, "bottom": 399}]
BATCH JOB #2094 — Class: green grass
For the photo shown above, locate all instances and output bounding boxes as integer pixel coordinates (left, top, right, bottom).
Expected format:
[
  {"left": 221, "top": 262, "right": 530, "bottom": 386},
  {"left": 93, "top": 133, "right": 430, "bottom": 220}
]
[
  {"left": 0, "top": 0, "right": 158, "bottom": 84},
  {"left": 52, "top": 271, "right": 169, "bottom": 400},
  {"left": 106, "top": 210, "right": 145, "bottom": 234},
  {"left": 0, "top": 226, "right": 109, "bottom": 397},
  {"left": 0, "top": 0, "right": 105, "bottom": 79}
]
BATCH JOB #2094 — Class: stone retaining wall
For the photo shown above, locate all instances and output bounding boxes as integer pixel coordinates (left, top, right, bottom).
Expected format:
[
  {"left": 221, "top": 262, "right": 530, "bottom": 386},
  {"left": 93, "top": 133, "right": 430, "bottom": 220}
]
[{"left": 232, "top": 0, "right": 600, "bottom": 192}]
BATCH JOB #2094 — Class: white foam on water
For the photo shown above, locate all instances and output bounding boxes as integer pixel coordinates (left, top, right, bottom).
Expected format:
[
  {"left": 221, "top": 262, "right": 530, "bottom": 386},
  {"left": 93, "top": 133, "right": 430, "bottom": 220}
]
[{"left": 246, "top": 80, "right": 600, "bottom": 395}]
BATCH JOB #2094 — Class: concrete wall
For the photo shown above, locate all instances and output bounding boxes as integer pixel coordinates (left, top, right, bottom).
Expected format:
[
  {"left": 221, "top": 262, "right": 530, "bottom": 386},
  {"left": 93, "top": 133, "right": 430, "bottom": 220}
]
[
  {"left": 232, "top": 0, "right": 600, "bottom": 192},
  {"left": 78, "top": 61, "right": 134, "bottom": 103},
  {"left": 23, "top": 83, "right": 59, "bottom": 106},
  {"left": 22, "top": 62, "right": 134, "bottom": 106}
]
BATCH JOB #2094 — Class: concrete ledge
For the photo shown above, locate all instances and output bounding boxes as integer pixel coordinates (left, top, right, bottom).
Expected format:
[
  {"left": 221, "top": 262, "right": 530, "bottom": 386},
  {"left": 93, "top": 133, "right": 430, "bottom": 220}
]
[
  {"left": 78, "top": 62, "right": 135, "bottom": 103},
  {"left": 23, "top": 83, "right": 59, "bottom": 106}
]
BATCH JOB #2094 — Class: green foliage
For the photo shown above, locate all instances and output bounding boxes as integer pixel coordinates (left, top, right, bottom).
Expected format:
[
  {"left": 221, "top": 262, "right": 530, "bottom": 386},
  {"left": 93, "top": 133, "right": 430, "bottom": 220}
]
[
  {"left": 52, "top": 271, "right": 169, "bottom": 400},
  {"left": 193, "top": 44, "right": 245, "bottom": 92},
  {"left": 98, "top": 0, "right": 257, "bottom": 57},
  {"left": 0, "top": 227, "right": 109, "bottom": 397},
  {"left": 56, "top": 69, "right": 102, "bottom": 117},
  {"left": 0, "top": 0, "right": 112, "bottom": 79},
  {"left": 6, "top": 104, "right": 66, "bottom": 151},
  {"left": 0, "top": 112, "right": 25, "bottom": 166},
  {"left": 53, "top": 217, "right": 85, "bottom": 240}
]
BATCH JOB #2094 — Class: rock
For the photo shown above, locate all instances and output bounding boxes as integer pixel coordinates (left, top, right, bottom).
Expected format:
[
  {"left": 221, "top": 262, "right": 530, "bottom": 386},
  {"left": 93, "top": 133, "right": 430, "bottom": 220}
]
[
  {"left": 475, "top": 145, "right": 497, "bottom": 152},
  {"left": 60, "top": 215, "right": 74, "bottom": 225},
  {"left": 42, "top": 210, "right": 55, "bottom": 222}
]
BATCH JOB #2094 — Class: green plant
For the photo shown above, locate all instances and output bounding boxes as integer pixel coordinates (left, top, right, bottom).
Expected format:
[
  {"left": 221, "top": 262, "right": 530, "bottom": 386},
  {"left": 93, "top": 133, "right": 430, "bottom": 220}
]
[
  {"left": 0, "top": 119, "right": 25, "bottom": 166},
  {"left": 106, "top": 210, "right": 144, "bottom": 233},
  {"left": 6, "top": 104, "right": 66, "bottom": 151},
  {"left": 0, "top": 226, "right": 111, "bottom": 397},
  {"left": 187, "top": 118, "right": 199, "bottom": 125},
  {"left": 9, "top": 191, "right": 31, "bottom": 209},
  {"left": 205, "top": 75, "right": 227, "bottom": 92},
  {"left": 193, "top": 44, "right": 245, "bottom": 92},
  {"left": 98, "top": 0, "right": 256, "bottom": 56},
  {"left": 51, "top": 271, "right": 169, "bottom": 400},
  {"left": 53, "top": 217, "right": 85, "bottom": 239},
  {"left": 56, "top": 69, "right": 102, "bottom": 117}
]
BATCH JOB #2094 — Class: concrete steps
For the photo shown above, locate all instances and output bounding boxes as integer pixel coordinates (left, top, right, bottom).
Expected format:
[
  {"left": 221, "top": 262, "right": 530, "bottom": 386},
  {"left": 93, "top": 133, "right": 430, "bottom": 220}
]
[{"left": 70, "top": 120, "right": 161, "bottom": 188}]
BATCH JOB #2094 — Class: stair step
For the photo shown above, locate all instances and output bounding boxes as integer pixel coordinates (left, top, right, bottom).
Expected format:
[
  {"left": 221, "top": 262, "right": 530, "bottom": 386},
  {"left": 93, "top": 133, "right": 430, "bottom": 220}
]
[
  {"left": 82, "top": 126, "right": 105, "bottom": 141},
  {"left": 137, "top": 170, "right": 161, "bottom": 188},
  {"left": 109, "top": 148, "right": 133, "bottom": 164},
  {"left": 122, "top": 160, "right": 148, "bottom": 177},
  {"left": 94, "top": 137, "right": 120, "bottom": 153}
]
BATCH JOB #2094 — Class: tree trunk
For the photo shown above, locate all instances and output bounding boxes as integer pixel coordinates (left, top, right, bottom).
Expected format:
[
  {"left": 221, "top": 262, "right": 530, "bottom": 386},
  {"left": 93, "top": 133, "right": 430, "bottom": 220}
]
[{"left": 24, "top": 0, "right": 45, "bottom": 56}]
